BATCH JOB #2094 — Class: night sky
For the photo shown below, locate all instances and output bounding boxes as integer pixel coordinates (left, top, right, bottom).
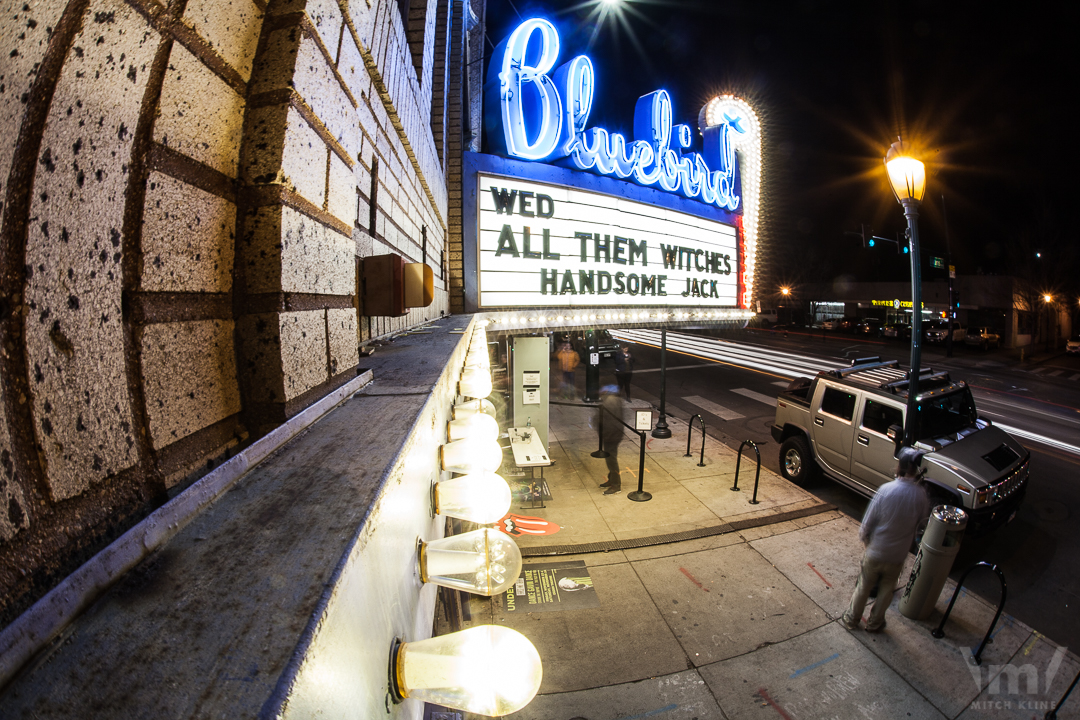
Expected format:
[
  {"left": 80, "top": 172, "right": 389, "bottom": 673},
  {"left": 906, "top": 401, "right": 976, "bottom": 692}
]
[{"left": 480, "top": 0, "right": 1076, "bottom": 302}]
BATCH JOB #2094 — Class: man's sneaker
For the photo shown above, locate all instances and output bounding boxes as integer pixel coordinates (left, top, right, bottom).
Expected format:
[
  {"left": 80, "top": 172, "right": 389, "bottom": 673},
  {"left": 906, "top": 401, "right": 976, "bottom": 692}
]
[
  {"left": 865, "top": 620, "right": 887, "bottom": 633},
  {"left": 840, "top": 615, "right": 859, "bottom": 631},
  {"left": 603, "top": 486, "right": 621, "bottom": 495},
  {"left": 599, "top": 480, "right": 614, "bottom": 488}
]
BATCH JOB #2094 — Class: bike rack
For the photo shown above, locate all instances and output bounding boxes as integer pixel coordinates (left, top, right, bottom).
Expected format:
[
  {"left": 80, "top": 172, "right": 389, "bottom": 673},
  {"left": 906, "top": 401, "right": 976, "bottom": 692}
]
[
  {"left": 731, "top": 440, "right": 762, "bottom": 504},
  {"left": 931, "top": 561, "right": 1007, "bottom": 665},
  {"left": 684, "top": 414, "right": 706, "bottom": 467},
  {"left": 1046, "top": 667, "right": 1080, "bottom": 719}
]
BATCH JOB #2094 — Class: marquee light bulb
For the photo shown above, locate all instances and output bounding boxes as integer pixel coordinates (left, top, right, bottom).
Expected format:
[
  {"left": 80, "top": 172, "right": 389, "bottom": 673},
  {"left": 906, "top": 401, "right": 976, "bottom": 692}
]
[
  {"left": 433, "top": 473, "right": 512, "bottom": 524},
  {"left": 452, "top": 398, "right": 498, "bottom": 420},
  {"left": 418, "top": 528, "right": 522, "bottom": 596},
  {"left": 447, "top": 412, "right": 500, "bottom": 442},
  {"left": 441, "top": 437, "right": 503, "bottom": 473},
  {"left": 389, "top": 626, "right": 542, "bottom": 715},
  {"left": 459, "top": 367, "right": 493, "bottom": 399}
]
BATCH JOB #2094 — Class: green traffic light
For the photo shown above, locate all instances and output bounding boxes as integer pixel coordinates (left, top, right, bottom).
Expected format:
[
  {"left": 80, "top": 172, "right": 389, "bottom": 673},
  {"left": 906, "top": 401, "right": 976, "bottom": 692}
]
[{"left": 868, "top": 239, "right": 875, "bottom": 247}]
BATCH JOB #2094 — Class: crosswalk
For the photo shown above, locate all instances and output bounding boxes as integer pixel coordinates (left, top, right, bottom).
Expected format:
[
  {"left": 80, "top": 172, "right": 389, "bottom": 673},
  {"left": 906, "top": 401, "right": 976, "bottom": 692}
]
[
  {"left": 610, "top": 328, "right": 1080, "bottom": 456},
  {"left": 1023, "top": 367, "right": 1080, "bottom": 381}
]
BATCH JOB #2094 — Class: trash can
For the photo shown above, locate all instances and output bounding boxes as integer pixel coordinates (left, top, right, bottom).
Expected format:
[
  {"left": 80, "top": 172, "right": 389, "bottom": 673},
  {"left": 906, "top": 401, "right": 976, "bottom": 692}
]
[{"left": 899, "top": 505, "right": 968, "bottom": 620}]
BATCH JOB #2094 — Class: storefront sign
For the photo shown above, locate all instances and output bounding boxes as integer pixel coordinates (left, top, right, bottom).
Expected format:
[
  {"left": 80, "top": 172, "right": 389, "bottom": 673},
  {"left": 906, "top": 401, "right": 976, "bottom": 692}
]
[
  {"left": 477, "top": 174, "right": 739, "bottom": 308},
  {"left": 872, "top": 299, "right": 924, "bottom": 309},
  {"left": 484, "top": 18, "right": 753, "bottom": 213}
]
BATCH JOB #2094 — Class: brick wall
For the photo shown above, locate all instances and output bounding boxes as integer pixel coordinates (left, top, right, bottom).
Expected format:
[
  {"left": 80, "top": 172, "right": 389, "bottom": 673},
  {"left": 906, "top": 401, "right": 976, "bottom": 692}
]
[{"left": 0, "top": 0, "right": 457, "bottom": 628}]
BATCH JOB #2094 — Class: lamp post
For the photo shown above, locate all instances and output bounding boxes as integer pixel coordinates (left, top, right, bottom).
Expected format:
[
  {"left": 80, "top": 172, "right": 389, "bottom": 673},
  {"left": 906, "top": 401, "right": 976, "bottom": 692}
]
[
  {"left": 1043, "top": 294, "right": 1054, "bottom": 352},
  {"left": 652, "top": 329, "right": 672, "bottom": 438},
  {"left": 885, "top": 140, "right": 927, "bottom": 447}
]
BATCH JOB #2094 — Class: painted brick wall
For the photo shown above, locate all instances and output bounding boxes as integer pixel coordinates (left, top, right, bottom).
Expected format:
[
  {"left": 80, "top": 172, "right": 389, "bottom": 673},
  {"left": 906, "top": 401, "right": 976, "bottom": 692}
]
[{"left": 0, "top": 0, "right": 458, "bottom": 628}]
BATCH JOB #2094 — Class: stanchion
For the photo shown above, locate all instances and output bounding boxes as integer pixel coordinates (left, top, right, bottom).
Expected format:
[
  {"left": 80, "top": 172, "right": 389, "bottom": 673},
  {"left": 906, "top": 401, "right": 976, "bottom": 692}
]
[{"left": 931, "top": 561, "right": 1007, "bottom": 665}]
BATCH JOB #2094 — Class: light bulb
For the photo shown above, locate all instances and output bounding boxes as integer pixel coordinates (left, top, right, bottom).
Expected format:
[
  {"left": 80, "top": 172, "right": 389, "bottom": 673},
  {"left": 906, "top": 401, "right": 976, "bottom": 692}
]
[
  {"left": 447, "top": 413, "right": 500, "bottom": 442},
  {"left": 441, "top": 437, "right": 503, "bottom": 473},
  {"left": 390, "top": 625, "right": 542, "bottom": 715},
  {"left": 452, "top": 398, "right": 497, "bottom": 420},
  {"left": 434, "top": 472, "right": 512, "bottom": 524},
  {"left": 459, "top": 367, "right": 493, "bottom": 399},
  {"left": 419, "top": 528, "right": 522, "bottom": 595}
]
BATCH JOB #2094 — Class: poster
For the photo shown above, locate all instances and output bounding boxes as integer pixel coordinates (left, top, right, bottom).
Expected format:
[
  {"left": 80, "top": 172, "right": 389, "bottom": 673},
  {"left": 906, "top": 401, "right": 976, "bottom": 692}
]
[{"left": 500, "top": 560, "right": 600, "bottom": 614}]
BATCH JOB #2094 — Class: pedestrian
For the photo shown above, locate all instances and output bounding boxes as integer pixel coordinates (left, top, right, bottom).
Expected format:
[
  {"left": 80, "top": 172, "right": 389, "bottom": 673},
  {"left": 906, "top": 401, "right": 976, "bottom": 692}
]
[
  {"left": 841, "top": 446, "right": 931, "bottom": 632},
  {"left": 598, "top": 386, "right": 626, "bottom": 495},
  {"left": 556, "top": 342, "right": 580, "bottom": 399},
  {"left": 614, "top": 345, "right": 634, "bottom": 400}
]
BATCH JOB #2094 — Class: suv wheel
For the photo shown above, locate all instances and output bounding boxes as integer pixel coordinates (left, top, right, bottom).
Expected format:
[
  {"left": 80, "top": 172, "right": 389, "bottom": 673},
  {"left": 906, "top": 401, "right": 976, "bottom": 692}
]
[{"left": 780, "top": 436, "right": 817, "bottom": 486}]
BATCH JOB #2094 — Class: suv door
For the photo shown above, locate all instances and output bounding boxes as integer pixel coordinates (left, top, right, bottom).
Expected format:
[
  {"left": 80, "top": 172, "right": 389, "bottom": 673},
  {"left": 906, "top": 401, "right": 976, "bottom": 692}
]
[
  {"left": 851, "top": 397, "right": 905, "bottom": 491},
  {"left": 810, "top": 383, "right": 860, "bottom": 478}
]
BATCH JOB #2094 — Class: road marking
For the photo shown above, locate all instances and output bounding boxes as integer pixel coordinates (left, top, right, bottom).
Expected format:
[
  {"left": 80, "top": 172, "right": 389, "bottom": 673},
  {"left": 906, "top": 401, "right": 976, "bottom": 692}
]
[
  {"left": 1028, "top": 367, "right": 1047, "bottom": 374},
  {"left": 683, "top": 395, "right": 745, "bottom": 420},
  {"left": 731, "top": 388, "right": 778, "bottom": 406},
  {"left": 1046, "top": 370, "right": 1063, "bottom": 377}
]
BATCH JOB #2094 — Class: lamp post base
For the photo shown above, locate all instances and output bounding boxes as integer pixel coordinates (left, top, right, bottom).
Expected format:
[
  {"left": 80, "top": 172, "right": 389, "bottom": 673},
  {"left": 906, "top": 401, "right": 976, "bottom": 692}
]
[
  {"left": 651, "top": 416, "right": 672, "bottom": 439},
  {"left": 627, "top": 490, "right": 652, "bottom": 502}
]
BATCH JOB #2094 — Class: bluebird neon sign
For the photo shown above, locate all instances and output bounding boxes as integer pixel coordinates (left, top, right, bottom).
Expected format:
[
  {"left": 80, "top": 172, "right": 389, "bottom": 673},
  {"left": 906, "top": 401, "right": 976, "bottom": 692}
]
[{"left": 484, "top": 18, "right": 746, "bottom": 213}]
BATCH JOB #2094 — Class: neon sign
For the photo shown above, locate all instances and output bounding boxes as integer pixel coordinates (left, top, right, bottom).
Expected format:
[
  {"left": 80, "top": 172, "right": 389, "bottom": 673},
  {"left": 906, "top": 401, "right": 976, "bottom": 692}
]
[{"left": 484, "top": 18, "right": 755, "bottom": 213}]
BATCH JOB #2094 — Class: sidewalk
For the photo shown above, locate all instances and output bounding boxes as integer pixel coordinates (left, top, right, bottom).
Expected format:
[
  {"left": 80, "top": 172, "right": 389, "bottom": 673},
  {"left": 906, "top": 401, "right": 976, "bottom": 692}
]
[{"left": 453, "top": 397, "right": 1080, "bottom": 719}]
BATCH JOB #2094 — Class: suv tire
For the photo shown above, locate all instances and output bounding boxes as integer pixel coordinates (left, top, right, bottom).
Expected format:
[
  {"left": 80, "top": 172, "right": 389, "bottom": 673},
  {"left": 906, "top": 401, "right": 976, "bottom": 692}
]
[{"left": 780, "top": 436, "right": 817, "bottom": 486}]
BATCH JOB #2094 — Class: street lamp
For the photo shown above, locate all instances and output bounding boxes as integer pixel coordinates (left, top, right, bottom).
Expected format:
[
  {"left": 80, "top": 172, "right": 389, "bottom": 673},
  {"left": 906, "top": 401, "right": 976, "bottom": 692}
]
[{"left": 885, "top": 139, "right": 927, "bottom": 447}]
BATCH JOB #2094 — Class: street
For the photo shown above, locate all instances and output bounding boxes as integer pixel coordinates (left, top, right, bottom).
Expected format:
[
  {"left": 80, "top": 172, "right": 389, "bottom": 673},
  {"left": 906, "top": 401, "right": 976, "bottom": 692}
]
[{"left": 610, "top": 327, "right": 1080, "bottom": 651}]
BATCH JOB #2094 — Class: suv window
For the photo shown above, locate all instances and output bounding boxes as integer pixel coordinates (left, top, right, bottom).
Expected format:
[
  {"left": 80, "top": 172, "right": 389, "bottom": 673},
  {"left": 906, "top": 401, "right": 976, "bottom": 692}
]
[
  {"left": 820, "top": 386, "right": 857, "bottom": 421},
  {"left": 861, "top": 399, "right": 903, "bottom": 435}
]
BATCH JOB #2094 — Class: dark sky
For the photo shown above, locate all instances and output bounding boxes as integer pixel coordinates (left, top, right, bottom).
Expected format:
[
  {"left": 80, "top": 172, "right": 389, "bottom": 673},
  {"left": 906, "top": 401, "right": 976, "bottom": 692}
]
[{"left": 480, "top": 0, "right": 1076, "bottom": 299}]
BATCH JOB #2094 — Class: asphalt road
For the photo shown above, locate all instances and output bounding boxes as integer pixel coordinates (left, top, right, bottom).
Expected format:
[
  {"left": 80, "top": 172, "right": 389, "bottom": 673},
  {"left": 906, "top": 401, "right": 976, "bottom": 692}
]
[{"left": 608, "top": 327, "right": 1080, "bottom": 651}]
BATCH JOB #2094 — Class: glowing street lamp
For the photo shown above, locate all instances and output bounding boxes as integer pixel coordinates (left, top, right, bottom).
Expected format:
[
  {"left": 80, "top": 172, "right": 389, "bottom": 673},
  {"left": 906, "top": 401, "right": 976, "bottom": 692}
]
[
  {"left": 885, "top": 139, "right": 926, "bottom": 447},
  {"left": 780, "top": 286, "right": 790, "bottom": 296}
]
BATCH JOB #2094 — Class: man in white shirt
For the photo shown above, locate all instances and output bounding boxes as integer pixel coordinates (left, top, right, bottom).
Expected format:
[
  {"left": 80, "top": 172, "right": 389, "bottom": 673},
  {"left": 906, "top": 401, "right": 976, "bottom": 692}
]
[{"left": 841, "top": 447, "right": 931, "bottom": 632}]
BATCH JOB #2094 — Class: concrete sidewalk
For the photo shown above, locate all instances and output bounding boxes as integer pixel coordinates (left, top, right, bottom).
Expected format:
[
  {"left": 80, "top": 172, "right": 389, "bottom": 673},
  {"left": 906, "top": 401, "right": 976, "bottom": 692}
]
[{"left": 453, "top": 398, "right": 1080, "bottom": 720}]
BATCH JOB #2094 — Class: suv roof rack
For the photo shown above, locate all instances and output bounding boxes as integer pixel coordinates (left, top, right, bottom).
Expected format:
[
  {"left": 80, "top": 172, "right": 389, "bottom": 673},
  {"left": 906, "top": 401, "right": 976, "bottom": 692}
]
[
  {"left": 881, "top": 369, "right": 953, "bottom": 393},
  {"left": 828, "top": 358, "right": 899, "bottom": 378}
]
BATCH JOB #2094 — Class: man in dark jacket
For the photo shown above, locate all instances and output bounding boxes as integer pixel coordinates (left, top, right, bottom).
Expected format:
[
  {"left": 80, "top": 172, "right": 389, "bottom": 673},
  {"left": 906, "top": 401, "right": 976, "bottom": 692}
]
[
  {"left": 614, "top": 345, "right": 634, "bottom": 400},
  {"left": 598, "top": 387, "right": 626, "bottom": 495}
]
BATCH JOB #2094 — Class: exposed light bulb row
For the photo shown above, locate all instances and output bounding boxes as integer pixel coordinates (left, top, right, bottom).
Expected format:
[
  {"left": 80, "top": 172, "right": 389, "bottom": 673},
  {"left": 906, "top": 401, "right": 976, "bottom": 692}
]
[{"left": 400, "top": 321, "right": 540, "bottom": 716}]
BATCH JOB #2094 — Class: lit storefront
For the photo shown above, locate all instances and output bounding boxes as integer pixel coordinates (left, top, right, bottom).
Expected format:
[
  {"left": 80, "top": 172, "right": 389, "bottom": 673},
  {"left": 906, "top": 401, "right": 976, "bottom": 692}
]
[{"left": 463, "top": 17, "right": 762, "bottom": 333}]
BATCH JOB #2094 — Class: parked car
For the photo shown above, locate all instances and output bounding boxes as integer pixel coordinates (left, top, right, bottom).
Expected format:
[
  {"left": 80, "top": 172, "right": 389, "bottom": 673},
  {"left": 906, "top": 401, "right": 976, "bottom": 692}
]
[
  {"left": 772, "top": 357, "right": 1029, "bottom": 535},
  {"left": 965, "top": 327, "right": 1001, "bottom": 350},
  {"left": 821, "top": 318, "right": 840, "bottom": 330},
  {"left": 856, "top": 318, "right": 883, "bottom": 335},
  {"left": 883, "top": 322, "right": 911, "bottom": 340},
  {"left": 926, "top": 321, "right": 966, "bottom": 344},
  {"left": 1067, "top": 333, "right": 1080, "bottom": 355},
  {"left": 838, "top": 317, "right": 860, "bottom": 332}
]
